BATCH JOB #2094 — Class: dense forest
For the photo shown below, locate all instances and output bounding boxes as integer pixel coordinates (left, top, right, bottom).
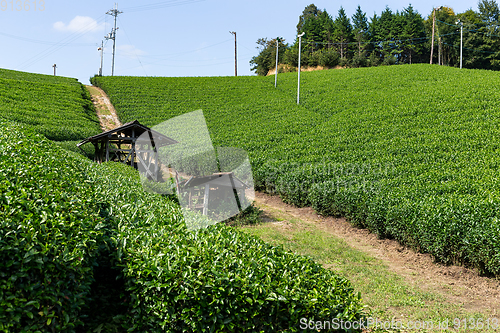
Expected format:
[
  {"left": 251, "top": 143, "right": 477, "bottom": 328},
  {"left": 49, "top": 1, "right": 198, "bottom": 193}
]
[{"left": 250, "top": 0, "right": 500, "bottom": 75}]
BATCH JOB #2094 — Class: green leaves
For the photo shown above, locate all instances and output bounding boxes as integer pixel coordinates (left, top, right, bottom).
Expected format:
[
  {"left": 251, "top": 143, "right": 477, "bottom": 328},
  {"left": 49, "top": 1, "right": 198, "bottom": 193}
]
[
  {"left": 0, "top": 68, "right": 101, "bottom": 142},
  {"left": 94, "top": 64, "right": 500, "bottom": 280},
  {"left": 0, "top": 121, "right": 104, "bottom": 331}
]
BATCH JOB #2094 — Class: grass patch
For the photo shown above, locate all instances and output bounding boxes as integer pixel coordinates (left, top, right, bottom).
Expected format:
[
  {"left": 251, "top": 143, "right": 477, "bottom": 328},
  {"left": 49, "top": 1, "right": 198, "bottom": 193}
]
[{"left": 240, "top": 202, "right": 498, "bottom": 332}]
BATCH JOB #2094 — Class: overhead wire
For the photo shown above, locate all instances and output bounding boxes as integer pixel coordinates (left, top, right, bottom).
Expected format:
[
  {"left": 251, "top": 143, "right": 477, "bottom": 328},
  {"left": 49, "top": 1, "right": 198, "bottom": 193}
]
[
  {"left": 116, "top": 16, "right": 148, "bottom": 76},
  {"left": 0, "top": 32, "right": 94, "bottom": 46},
  {"left": 18, "top": 14, "right": 107, "bottom": 71},
  {"left": 140, "top": 39, "right": 233, "bottom": 62},
  {"left": 300, "top": 31, "right": 460, "bottom": 48},
  {"left": 13, "top": 0, "right": 204, "bottom": 72},
  {"left": 121, "top": 0, "right": 205, "bottom": 13}
]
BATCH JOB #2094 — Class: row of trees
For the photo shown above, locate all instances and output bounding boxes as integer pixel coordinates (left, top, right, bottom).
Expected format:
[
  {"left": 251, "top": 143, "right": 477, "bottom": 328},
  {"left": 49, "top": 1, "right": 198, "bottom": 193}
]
[{"left": 250, "top": 1, "right": 500, "bottom": 75}]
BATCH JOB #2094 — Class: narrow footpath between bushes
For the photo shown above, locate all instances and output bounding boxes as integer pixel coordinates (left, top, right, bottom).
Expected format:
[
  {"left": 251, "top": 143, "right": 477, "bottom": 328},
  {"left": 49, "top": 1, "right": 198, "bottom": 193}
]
[
  {"left": 87, "top": 86, "right": 499, "bottom": 332},
  {"left": 244, "top": 192, "right": 500, "bottom": 331},
  {"left": 86, "top": 85, "right": 122, "bottom": 131}
]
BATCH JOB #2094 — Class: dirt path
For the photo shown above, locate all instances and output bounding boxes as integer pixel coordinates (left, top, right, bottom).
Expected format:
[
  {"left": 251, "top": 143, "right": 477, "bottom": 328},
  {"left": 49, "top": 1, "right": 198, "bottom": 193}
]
[
  {"left": 86, "top": 85, "right": 122, "bottom": 131},
  {"left": 253, "top": 192, "right": 500, "bottom": 316}
]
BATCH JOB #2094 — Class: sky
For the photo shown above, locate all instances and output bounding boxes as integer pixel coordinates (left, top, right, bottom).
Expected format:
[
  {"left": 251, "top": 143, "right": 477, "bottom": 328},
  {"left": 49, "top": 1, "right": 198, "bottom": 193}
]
[{"left": 0, "top": 0, "right": 476, "bottom": 84}]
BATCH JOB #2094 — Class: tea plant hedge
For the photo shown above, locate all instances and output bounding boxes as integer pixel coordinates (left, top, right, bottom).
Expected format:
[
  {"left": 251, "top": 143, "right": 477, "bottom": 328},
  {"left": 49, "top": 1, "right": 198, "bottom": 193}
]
[
  {"left": 0, "top": 122, "right": 105, "bottom": 331},
  {"left": 0, "top": 120, "right": 365, "bottom": 332},
  {"left": 0, "top": 68, "right": 101, "bottom": 141},
  {"left": 92, "top": 64, "right": 500, "bottom": 275}
]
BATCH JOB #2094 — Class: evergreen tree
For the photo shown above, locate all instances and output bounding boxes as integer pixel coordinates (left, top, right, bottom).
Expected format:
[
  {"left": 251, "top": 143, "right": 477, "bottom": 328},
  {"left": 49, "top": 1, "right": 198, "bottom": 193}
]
[
  {"left": 297, "top": 4, "right": 322, "bottom": 34},
  {"left": 333, "top": 7, "right": 353, "bottom": 59},
  {"left": 478, "top": 0, "right": 500, "bottom": 24},
  {"left": 251, "top": 2, "right": 500, "bottom": 72},
  {"left": 352, "top": 5, "right": 369, "bottom": 57},
  {"left": 370, "top": 7, "right": 396, "bottom": 62},
  {"left": 470, "top": 0, "right": 500, "bottom": 69},
  {"left": 318, "top": 10, "right": 335, "bottom": 48},
  {"left": 459, "top": 10, "right": 484, "bottom": 68},
  {"left": 401, "top": 5, "right": 426, "bottom": 64}
]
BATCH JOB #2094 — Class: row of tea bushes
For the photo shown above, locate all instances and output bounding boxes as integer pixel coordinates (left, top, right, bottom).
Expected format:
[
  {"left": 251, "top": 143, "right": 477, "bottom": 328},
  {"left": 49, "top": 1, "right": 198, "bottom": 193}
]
[
  {"left": 92, "top": 64, "right": 500, "bottom": 276},
  {"left": 0, "top": 120, "right": 365, "bottom": 332},
  {"left": 0, "top": 68, "right": 101, "bottom": 142}
]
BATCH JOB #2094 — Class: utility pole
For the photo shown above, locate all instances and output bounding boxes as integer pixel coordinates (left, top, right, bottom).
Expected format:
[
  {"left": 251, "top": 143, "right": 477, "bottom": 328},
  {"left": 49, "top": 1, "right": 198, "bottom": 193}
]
[
  {"left": 229, "top": 31, "right": 237, "bottom": 76},
  {"left": 275, "top": 37, "right": 280, "bottom": 88},
  {"left": 438, "top": 36, "right": 441, "bottom": 65},
  {"left": 52, "top": 64, "right": 57, "bottom": 76},
  {"left": 105, "top": 3, "right": 122, "bottom": 76},
  {"left": 430, "top": 6, "right": 443, "bottom": 65},
  {"left": 98, "top": 41, "right": 104, "bottom": 76},
  {"left": 457, "top": 19, "right": 463, "bottom": 69},
  {"left": 297, "top": 32, "right": 305, "bottom": 105},
  {"left": 430, "top": 8, "right": 436, "bottom": 64}
]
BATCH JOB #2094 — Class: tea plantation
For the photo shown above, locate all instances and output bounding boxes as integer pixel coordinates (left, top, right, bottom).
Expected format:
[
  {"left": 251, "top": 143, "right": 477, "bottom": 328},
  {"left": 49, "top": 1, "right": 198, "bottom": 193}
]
[
  {"left": 92, "top": 64, "right": 500, "bottom": 276},
  {"left": 0, "top": 68, "right": 101, "bottom": 153},
  {"left": 0, "top": 70, "right": 365, "bottom": 331}
]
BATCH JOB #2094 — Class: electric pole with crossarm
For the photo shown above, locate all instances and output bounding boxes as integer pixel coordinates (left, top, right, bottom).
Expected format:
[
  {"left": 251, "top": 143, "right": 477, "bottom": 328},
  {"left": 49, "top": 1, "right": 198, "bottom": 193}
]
[{"left": 105, "top": 3, "right": 123, "bottom": 76}]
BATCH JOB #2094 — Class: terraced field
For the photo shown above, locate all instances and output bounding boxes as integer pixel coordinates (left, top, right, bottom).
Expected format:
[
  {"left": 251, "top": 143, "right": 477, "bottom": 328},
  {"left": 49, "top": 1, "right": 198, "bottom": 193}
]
[
  {"left": 92, "top": 64, "right": 500, "bottom": 276},
  {"left": 0, "top": 68, "right": 101, "bottom": 142},
  {"left": 0, "top": 68, "right": 364, "bottom": 332}
]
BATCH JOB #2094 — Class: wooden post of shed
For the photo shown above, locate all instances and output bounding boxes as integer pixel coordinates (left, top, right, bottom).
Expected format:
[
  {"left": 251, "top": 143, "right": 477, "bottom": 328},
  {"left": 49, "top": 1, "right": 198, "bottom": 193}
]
[
  {"left": 105, "top": 135, "right": 110, "bottom": 162},
  {"left": 131, "top": 128, "right": 135, "bottom": 167},
  {"left": 203, "top": 183, "right": 210, "bottom": 216}
]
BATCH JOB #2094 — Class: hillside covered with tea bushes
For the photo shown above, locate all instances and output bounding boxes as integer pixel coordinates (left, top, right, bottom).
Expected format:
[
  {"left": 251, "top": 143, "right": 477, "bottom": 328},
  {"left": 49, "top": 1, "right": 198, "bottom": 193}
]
[
  {"left": 92, "top": 64, "right": 500, "bottom": 276},
  {"left": 0, "top": 118, "right": 364, "bottom": 331}
]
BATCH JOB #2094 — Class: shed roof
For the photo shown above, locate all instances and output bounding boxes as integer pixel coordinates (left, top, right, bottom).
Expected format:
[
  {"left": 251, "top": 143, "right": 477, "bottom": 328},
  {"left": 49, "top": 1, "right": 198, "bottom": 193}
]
[
  {"left": 182, "top": 172, "right": 249, "bottom": 189},
  {"left": 77, "top": 120, "right": 177, "bottom": 147}
]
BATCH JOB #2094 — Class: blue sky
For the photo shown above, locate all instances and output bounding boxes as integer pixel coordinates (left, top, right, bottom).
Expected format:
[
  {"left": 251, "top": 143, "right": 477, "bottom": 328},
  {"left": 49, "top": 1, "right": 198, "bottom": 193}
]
[{"left": 1, "top": 0, "right": 475, "bottom": 83}]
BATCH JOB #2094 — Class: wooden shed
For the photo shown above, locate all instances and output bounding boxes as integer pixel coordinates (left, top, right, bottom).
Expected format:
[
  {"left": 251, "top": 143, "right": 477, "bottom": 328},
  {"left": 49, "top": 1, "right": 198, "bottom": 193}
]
[
  {"left": 179, "top": 172, "right": 249, "bottom": 216},
  {"left": 77, "top": 120, "right": 177, "bottom": 180}
]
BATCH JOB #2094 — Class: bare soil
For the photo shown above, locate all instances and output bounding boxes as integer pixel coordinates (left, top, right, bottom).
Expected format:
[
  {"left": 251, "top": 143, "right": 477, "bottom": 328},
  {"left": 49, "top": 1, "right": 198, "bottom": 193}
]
[
  {"left": 86, "top": 85, "right": 122, "bottom": 131},
  {"left": 267, "top": 65, "right": 345, "bottom": 76},
  {"left": 253, "top": 191, "right": 500, "bottom": 316}
]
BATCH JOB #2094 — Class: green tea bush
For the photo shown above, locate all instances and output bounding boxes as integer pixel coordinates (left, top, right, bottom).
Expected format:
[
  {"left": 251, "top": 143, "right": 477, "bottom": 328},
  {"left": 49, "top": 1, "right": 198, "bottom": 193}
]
[
  {"left": 0, "top": 120, "right": 365, "bottom": 332},
  {"left": 0, "top": 68, "right": 101, "bottom": 142},
  {"left": 118, "top": 220, "right": 364, "bottom": 332},
  {"left": 0, "top": 121, "right": 105, "bottom": 332},
  {"left": 90, "top": 162, "right": 366, "bottom": 332},
  {"left": 92, "top": 64, "right": 500, "bottom": 275}
]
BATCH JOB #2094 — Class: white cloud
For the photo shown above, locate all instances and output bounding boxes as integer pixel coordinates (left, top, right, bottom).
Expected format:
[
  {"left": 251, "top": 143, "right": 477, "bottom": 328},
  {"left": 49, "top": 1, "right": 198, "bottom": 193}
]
[
  {"left": 53, "top": 16, "right": 103, "bottom": 33},
  {"left": 117, "top": 44, "right": 146, "bottom": 59}
]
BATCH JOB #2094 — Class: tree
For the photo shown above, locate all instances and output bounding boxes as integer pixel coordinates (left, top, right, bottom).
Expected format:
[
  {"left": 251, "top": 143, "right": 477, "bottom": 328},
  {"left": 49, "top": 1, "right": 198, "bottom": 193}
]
[
  {"left": 333, "top": 7, "right": 353, "bottom": 59},
  {"left": 318, "top": 10, "right": 335, "bottom": 48},
  {"left": 250, "top": 38, "right": 289, "bottom": 76},
  {"left": 297, "top": 4, "right": 334, "bottom": 54},
  {"left": 400, "top": 5, "right": 426, "bottom": 64},
  {"left": 370, "top": 7, "right": 397, "bottom": 62},
  {"left": 478, "top": 0, "right": 500, "bottom": 24},
  {"left": 297, "top": 4, "right": 322, "bottom": 33},
  {"left": 352, "top": 5, "right": 369, "bottom": 57},
  {"left": 462, "top": 0, "right": 500, "bottom": 69}
]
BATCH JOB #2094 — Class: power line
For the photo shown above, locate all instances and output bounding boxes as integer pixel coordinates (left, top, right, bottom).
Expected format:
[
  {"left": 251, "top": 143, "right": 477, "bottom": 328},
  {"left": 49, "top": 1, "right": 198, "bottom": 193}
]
[
  {"left": 300, "top": 32, "right": 459, "bottom": 48},
  {"left": 140, "top": 39, "right": 233, "bottom": 59},
  {"left": 18, "top": 14, "right": 107, "bottom": 70},
  {"left": 436, "top": 19, "right": 500, "bottom": 37},
  {"left": 138, "top": 56, "right": 253, "bottom": 68},
  {"left": 0, "top": 32, "right": 94, "bottom": 46},
  {"left": 117, "top": 16, "right": 148, "bottom": 76},
  {"left": 121, "top": 0, "right": 204, "bottom": 13},
  {"left": 442, "top": 41, "right": 499, "bottom": 54}
]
